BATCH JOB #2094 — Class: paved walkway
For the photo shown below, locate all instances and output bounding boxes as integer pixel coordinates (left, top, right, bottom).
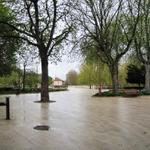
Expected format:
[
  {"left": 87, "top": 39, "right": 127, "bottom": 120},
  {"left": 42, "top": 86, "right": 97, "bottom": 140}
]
[{"left": 0, "top": 87, "right": 150, "bottom": 150}]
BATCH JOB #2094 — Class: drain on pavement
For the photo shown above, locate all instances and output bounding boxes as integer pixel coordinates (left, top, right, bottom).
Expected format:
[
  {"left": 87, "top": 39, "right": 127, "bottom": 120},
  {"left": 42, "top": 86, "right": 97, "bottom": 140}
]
[{"left": 34, "top": 125, "right": 50, "bottom": 131}]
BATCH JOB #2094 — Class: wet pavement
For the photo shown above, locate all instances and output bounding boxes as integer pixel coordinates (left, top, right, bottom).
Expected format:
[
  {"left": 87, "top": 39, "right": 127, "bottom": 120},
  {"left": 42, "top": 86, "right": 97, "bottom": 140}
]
[{"left": 0, "top": 87, "right": 150, "bottom": 150}]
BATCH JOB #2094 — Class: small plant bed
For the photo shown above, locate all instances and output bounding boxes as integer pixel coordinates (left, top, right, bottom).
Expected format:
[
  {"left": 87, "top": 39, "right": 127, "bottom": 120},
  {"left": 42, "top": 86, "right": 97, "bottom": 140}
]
[
  {"left": 139, "top": 91, "right": 150, "bottom": 96},
  {"left": 34, "top": 100, "right": 56, "bottom": 103},
  {"left": 93, "top": 89, "right": 150, "bottom": 97},
  {"left": 93, "top": 89, "right": 140, "bottom": 97},
  {"left": 93, "top": 91, "right": 124, "bottom": 97}
]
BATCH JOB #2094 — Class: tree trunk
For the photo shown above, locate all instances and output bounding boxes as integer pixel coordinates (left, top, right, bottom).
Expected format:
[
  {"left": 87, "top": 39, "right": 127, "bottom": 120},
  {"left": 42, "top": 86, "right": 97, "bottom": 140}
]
[
  {"left": 89, "top": 74, "right": 92, "bottom": 89},
  {"left": 41, "top": 57, "right": 49, "bottom": 102},
  {"left": 138, "top": 83, "right": 140, "bottom": 89},
  {"left": 89, "top": 84, "right": 92, "bottom": 89},
  {"left": 22, "top": 63, "right": 26, "bottom": 91},
  {"left": 145, "top": 63, "right": 150, "bottom": 94},
  {"left": 109, "top": 64, "right": 119, "bottom": 95}
]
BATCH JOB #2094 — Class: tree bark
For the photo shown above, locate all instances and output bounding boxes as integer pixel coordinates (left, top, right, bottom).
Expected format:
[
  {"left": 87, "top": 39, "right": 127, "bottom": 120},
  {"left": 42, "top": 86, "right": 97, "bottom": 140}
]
[
  {"left": 22, "top": 63, "right": 26, "bottom": 91},
  {"left": 89, "top": 85, "right": 92, "bottom": 89},
  {"left": 109, "top": 64, "right": 119, "bottom": 95},
  {"left": 89, "top": 73, "right": 92, "bottom": 89},
  {"left": 41, "top": 57, "right": 49, "bottom": 102},
  {"left": 145, "top": 63, "right": 150, "bottom": 94}
]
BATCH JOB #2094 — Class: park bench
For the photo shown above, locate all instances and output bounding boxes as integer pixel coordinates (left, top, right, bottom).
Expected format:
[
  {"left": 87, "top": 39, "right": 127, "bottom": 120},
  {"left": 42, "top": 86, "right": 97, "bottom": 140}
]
[
  {"left": 0, "top": 97, "right": 10, "bottom": 120},
  {"left": 124, "top": 89, "right": 139, "bottom": 97}
]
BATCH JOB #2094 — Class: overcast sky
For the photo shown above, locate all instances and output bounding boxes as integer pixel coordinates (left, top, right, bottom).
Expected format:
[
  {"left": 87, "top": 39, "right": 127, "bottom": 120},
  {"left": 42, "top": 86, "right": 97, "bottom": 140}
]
[{"left": 48, "top": 60, "right": 81, "bottom": 80}]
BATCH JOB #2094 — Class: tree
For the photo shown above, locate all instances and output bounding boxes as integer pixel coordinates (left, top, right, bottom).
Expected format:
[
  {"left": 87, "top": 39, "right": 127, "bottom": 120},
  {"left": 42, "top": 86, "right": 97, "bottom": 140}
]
[
  {"left": 25, "top": 71, "right": 40, "bottom": 89},
  {"left": 17, "top": 43, "right": 37, "bottom": 91},
  {"left": 77, "top": 62, "right": 111, "bottom": 88},
  {"left": 126, "top": 64, "right": 145, "bottom": 87},
  {"left": 0, "top": 0, "right": 72, "bottom": 102},
  {"left": 0, "top": 69, "right": 21, "bottom": 88},
  {"left": 118, "top": 63, "right": 128, "bottom": 87},
  {"left": 66, "top": 70, "right": 78, "bottom": 85},
  {"left": 134, "top": 0, "right": 150, "bottom": 93},
  {"left": 77, "top": 63, "right": 97, "bottom": 88},
  {"left": 79, "top": 40, "right": 112, "bottom": 88},
  {"left": 70, "top": 0, "right": 141, "bottom": 94},
  {"left": 0, "top": 3, "right": 19, "bottom": 76},
  {"left": 78, "top": 44, "right": 100, "bottom": 88}
]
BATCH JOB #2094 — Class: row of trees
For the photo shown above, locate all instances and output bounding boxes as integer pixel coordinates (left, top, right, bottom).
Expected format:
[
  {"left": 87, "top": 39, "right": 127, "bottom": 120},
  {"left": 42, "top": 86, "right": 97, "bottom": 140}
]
[
  {"left": 70, "top": 0, "right": 149, "bottom": 94},
  {"left": 66, "top": 61, "right": 145, "bottom": 90},
  {"left": 0, "top": 0, "right": 149, "bottom": 101},
  {"left": 70, "top": 0, "right": 140, "bottom": 94},
  {"left": 0, "top": 69, "right": 40, "bottom": 89},
  {"left": 77, "top": 62, "right": 111, "bottom": 88}
]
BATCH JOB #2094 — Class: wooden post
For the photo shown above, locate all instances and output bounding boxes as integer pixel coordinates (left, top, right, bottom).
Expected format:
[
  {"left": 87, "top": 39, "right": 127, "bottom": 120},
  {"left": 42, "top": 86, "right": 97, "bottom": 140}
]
[{"left": 6, "top": 97, "right": 10, "bottom": 120}]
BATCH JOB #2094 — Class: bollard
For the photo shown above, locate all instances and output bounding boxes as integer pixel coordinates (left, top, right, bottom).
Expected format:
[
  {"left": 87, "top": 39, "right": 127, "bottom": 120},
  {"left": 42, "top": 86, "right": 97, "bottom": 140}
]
[{"left": 6, "top": 97, "right": 10, "bottom": 120}]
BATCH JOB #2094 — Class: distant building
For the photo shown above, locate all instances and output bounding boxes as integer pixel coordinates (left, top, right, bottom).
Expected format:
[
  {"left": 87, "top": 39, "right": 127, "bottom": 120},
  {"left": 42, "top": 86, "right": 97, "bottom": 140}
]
[{"left": 52, "top": 77, "right": 65, "bottom": 87}]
